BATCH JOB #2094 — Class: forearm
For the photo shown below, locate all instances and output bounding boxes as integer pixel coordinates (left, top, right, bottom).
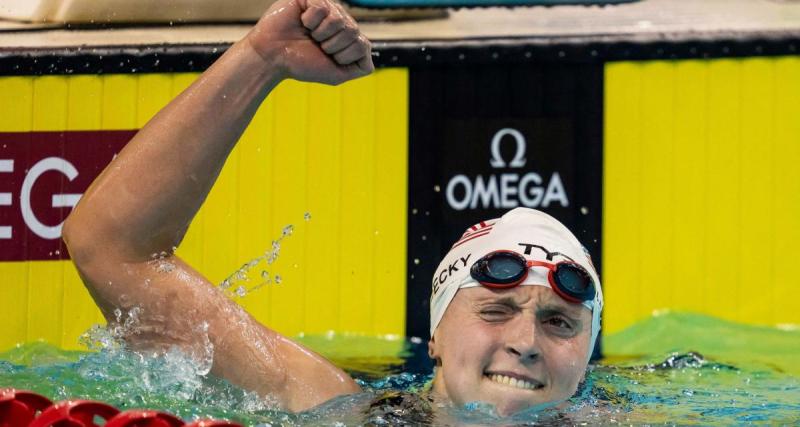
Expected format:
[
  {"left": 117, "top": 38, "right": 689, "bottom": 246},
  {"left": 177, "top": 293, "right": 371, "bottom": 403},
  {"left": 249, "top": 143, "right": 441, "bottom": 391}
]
[{"left": 65, "top": 39, "right": 283, "bottom": 260}]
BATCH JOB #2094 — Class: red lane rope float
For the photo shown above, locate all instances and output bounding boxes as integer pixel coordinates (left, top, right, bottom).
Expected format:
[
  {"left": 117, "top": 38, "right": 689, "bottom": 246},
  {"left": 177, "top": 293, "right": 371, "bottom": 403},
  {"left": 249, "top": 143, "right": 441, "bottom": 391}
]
[
  {"left": 30, "top": 400, "right": 119, "bottom": 427},
  {"left": 0, "top": 389, "right": 53, "bottom": 426},
  {"left": 0, "top": 389, "right": 242, "bottom": 427},
  {"left": 104, "top": 410, "right": 183, "bottom": 427}
]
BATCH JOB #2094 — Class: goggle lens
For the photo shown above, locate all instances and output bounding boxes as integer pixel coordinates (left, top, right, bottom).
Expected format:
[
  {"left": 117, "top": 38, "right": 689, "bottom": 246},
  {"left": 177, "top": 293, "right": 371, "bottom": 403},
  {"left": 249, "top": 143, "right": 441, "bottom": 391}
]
[
  {"left": 486, "top": 255, "right": 524, "bottom": 281},
  {"left": 553, "top": 263, "right": 595, "bottom": 302},
  {"left": 471, "top": 251, "right": 526, "bottom": 286}
]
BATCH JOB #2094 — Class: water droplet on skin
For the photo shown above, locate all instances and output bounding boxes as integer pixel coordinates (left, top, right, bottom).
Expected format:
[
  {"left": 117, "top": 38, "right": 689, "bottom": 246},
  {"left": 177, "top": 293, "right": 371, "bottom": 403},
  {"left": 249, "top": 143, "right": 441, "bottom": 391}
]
[{"left": 304, "top": 212, "right": 311, "bottom": 221}]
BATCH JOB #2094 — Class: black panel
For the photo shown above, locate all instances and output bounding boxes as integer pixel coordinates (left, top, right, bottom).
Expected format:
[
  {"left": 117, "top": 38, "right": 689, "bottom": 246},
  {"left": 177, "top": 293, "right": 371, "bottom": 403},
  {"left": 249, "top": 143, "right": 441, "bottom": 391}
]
[{"left": 406, "top": 63, "right": 603, "bottom": 358}]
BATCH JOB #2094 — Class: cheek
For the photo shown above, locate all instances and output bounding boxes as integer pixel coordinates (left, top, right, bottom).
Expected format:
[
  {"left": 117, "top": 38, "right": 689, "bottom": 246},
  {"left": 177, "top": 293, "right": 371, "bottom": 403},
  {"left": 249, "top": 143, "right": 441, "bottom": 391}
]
[
  {"left": 545, "top": 335, "right": 590, "bottom": 389},
  {"left": 441, "top": 321, "right": 496, "bottom": 366}
]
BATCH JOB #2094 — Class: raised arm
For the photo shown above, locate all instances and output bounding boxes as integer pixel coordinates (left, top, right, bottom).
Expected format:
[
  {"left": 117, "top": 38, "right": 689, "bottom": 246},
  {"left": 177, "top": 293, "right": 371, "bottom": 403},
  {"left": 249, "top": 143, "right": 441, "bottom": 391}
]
[{"left": 62, "top": 0, "right": 372, "bottom": 412}]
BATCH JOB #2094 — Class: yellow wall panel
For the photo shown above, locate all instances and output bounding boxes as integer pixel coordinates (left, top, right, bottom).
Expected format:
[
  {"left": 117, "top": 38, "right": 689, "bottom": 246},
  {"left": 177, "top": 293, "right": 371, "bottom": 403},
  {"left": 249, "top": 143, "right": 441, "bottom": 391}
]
[
  {"left": 604, "top": 57, "right": 800, "bottom": 333},
  {"left": 304, "top": 83, "right": 342, "bottom": 334},
  {"left": 0, "top": 77, "right": 33, "bottom": 132},
  {"left": 0, "top": 69, "right": 409, "bottom": 351},
  {"left": 739, "top": 59, "right": 773, "bottom": 323},
  {"left": 339, "top": 76, "right": 377, "bottom": 334},
  {"left": 0, "top": 78, "right": 33, "bottom": 346},
  {"left": 268, "top": 80, "right": 309, "bottom": 334},
  {"left": 603, "top": 62, "right": 642, "bottom": 332},
  {"left": 772, "top": 57, "right": 800, "bottom": 324},
  {"left": 670, "top": 60, "right": 708, "bottom": 317},
  {"left": 101, "top": 75, "right": 138, "bottom": 130},
  {"left": 371, "top": 68, "right": 408, "bottom": 336}
]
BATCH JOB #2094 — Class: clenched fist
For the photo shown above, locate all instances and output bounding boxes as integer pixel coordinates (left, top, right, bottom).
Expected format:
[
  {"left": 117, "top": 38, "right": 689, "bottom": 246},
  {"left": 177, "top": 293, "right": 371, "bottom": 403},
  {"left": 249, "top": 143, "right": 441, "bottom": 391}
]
[{"left": 246, "top": 0, "right": 374, "bottom": 85}]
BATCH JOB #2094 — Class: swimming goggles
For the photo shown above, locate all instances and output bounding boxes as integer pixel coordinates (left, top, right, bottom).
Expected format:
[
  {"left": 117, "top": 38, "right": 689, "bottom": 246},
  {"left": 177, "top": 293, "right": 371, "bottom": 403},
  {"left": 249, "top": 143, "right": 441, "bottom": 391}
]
[{"left": 469, "top": 250, "right": 595, "bottom": 304}]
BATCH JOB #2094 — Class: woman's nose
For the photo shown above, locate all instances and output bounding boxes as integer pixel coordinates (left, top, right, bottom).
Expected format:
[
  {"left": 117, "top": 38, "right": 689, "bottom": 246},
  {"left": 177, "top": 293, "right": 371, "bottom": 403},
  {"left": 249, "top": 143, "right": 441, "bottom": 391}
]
[{"left": 505, "top": 317, "right": 540, "bottom": 362}]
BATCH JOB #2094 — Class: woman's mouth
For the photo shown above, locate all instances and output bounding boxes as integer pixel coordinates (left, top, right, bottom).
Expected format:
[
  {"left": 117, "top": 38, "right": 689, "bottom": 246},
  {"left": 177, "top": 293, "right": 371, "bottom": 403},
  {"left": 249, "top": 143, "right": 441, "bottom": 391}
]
[{"left": 485, "top": 373, "right": 544, "bottom": 391}]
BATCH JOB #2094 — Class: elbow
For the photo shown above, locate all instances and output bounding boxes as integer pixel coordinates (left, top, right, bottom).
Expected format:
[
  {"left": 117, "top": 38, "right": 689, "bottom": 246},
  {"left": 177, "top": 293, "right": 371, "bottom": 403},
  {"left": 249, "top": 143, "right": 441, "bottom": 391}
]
[{"left": 62, "top": 208, "right": 96, "bottom": 269}]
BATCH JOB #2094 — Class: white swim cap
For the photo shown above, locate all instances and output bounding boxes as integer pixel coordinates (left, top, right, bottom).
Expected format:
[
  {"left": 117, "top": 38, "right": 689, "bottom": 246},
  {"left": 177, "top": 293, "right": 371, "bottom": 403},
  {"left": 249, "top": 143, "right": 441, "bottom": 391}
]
[{"left": 429, "top": 208, "right": 603, "bottom": 362}]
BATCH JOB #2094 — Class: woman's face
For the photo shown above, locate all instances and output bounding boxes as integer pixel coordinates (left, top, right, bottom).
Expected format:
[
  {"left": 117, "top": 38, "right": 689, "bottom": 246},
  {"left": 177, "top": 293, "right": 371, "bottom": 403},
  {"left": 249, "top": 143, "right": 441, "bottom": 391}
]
[{"left": 429, "top": 285, "right": 592, "bottom": 416}]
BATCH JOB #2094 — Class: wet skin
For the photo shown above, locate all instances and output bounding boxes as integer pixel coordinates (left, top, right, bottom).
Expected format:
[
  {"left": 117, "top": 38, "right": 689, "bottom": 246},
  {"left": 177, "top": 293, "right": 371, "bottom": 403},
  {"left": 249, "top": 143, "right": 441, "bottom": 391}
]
[{"left": 429, "top": 285, "right": 592, "bottom": 416}]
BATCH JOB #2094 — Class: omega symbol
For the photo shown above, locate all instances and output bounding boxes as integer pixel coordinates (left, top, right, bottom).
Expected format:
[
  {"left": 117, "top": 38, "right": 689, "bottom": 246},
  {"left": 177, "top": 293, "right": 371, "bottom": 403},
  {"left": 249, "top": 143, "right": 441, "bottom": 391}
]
[{"left": 489, "top": 128, "right": 527, "bottom": 169}]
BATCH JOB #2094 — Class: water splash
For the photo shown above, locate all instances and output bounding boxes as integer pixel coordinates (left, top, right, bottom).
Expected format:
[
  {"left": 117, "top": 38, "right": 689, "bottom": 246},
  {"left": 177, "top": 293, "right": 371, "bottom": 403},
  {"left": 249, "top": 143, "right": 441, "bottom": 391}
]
[{"left": 217, "top": 213, "right": 310, "bottom": 299}]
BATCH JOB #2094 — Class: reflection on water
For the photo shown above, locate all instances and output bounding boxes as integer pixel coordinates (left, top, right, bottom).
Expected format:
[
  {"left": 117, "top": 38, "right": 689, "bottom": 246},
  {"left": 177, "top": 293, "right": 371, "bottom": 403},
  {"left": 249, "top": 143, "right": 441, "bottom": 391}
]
[{"left": 0, "top": 312, "right": 798, "bottom": 425}]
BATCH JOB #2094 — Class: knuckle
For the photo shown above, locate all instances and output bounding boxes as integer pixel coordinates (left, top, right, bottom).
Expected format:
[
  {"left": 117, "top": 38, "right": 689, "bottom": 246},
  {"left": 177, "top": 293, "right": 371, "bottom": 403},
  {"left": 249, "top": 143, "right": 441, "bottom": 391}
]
[{"left": 330, "top": 18, "right": 346, "bottom": 32}]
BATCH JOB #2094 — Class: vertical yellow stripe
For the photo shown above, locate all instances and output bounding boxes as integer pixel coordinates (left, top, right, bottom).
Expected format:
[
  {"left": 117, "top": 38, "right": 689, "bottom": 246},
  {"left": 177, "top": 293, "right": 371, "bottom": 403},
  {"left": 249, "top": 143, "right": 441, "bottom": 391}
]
[
  {"left": 303, "top": 82, "right": 342, "bottom": 334},
  {"left": 269, "top": 80, "right": 308, "bottom": 334},
  {"left": 773, "top": 57, "right": 800, "bottom": 323},
  {"left": 739, "top": 59, "right": 773, "bottom": 323},
  {"left": 0, "top": 77, "right": 33, "bottom": 349},
  {"left": 603, "top": 62, "right": 643, "bottom": 331},
  {"left": 29, "top": 76, "right": 68, "bottom": 345},
  {"left": 704, "top": 60, "right": 741, "bottom": 321},
  {"left": 372, "top": 69, "right": 408, "bottom": 336},
  {"left": 339, "top": 76, "right": 376, "bottom": 333},
  {"left": 102, "top": 75, "right": 138, "bottom": 130},
  {"left": 638, "top": 62, "right": 674, "bottom": 317},
  {"left": 671, "top": 60, "right": 708, "bottom": 316}
]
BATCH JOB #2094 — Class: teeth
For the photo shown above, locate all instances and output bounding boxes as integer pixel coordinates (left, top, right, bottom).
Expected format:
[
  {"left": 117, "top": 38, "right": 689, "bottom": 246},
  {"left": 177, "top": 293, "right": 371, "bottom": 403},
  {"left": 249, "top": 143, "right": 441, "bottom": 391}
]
[{"left": 488, "top": 374, "right": 539, "bottom": 390}]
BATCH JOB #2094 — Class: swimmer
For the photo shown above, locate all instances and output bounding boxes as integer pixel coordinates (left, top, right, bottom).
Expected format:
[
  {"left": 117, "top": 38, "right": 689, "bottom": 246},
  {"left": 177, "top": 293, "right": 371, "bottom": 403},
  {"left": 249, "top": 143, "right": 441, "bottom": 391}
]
[{"left": 62, "top": 0, "right": 602, "bottom": 417}]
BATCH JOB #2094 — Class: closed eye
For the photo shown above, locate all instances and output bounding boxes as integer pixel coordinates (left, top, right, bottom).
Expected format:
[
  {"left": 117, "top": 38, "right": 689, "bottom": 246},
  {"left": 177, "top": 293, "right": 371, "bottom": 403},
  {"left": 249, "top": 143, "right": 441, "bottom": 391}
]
[{"left": 478, "top": 304, "right": 516, "bottom": 322}]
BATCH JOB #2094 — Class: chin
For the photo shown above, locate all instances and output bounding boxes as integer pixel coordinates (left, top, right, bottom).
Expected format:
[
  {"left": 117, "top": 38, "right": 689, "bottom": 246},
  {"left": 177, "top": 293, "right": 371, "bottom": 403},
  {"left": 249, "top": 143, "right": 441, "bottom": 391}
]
[{"left": 489, "top": 397, "right": 550, "bottom": 417}]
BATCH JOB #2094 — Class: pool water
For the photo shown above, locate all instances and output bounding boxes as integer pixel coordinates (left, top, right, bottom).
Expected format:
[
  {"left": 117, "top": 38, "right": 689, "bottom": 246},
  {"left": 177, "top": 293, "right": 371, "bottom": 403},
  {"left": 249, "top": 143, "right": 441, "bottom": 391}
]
[{"left": 1, "top": 312, "right": 798, "bottom": 425}]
